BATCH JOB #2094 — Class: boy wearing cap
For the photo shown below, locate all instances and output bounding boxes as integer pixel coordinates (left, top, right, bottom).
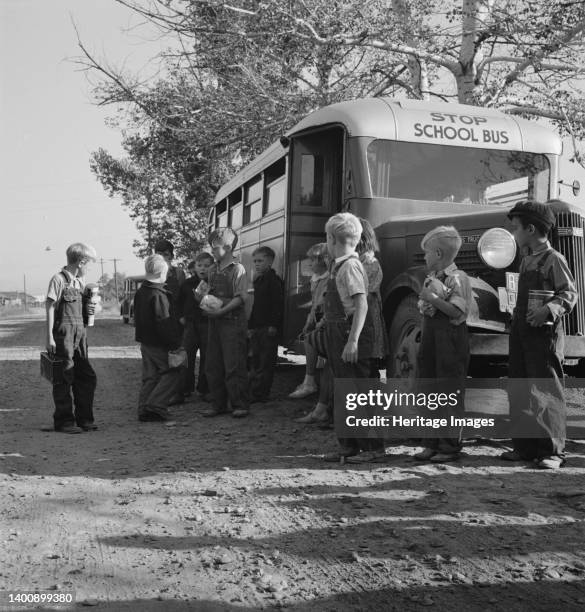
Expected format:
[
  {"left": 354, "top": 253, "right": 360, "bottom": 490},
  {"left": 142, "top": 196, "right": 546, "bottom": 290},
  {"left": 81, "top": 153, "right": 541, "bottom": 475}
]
[
  {"left": 154, "top": 238, "right": 187, "bottom": 405},
  {"left": 154, "top": 239, "right": 186, "bottom": 308},
  {"left": 46, "top": 243, "right": 98, "bottom": 433},
  {"left": 502, "top": 200, "right": 577, "bottom": 469},
  {"left": 415, "top": 226, "right": 473, "bottom": 463},
  {"left": 134, "top": 254, "right": 184, "bottom": 422}
]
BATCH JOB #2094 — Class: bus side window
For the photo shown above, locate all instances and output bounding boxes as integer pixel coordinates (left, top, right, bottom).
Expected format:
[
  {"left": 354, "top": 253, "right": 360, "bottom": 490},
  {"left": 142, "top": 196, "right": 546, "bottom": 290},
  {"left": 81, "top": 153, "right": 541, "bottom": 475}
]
[
  {"left": 216, "top": 200, "right": 228, "bottom": 227},
  {"left": 244, "top": 177, "right": 263, "bottom": 224},
  {"left": 228, "top": 189, "right": 243, "bottom": 229},
  {"left": 264, "top": 158, "right": 286, "bottom": 214}
]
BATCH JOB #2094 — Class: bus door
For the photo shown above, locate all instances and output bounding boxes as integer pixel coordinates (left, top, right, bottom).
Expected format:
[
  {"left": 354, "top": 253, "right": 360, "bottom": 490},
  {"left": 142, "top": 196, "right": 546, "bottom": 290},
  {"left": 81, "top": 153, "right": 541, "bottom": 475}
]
[{"left": 283, "top": 126, "right": 344, "bottom": 347}]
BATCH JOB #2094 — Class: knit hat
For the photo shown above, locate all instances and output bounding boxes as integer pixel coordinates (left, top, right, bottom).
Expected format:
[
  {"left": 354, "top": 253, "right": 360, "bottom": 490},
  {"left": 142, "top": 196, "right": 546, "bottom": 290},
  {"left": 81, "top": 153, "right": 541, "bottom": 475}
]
[{"left": 507, "top": 200, "right": 555, "bottom": 232}]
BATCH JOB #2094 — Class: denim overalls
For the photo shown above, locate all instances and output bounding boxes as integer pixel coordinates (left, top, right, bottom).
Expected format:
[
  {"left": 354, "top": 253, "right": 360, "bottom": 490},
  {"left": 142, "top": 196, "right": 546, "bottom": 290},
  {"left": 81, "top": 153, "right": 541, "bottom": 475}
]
[
  {"left": 417, "top": 283, "right": 469, "bottom": 454},
  {"left": 52, "top": 272, "right": 97, "bottom": 429},
  {"left": 508, "top": 250, "right": 565, "bottom": 459},
  {"left": 205, "top": 263, "right": 249, "bottom": 412},
  {"left": 324, "top": 255, "right": 383, "bottom": 454}
]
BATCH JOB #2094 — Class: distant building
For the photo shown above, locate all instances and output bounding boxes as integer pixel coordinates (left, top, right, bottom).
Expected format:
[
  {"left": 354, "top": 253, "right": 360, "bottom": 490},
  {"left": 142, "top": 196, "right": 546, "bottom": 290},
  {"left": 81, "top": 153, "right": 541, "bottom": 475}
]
[{"left": 0, "top": 291, "right": 39, "bottom": 306}]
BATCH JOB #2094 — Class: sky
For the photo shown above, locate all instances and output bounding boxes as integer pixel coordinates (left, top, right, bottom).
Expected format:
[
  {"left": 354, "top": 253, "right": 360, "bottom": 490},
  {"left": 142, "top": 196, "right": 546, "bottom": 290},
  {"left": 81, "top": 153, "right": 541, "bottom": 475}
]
[
  {"left": 2, "top": 1, "right": 585, "bottom": 297},
  {"left": 0, "top": 0, "right": 165, "bottom": 296}
]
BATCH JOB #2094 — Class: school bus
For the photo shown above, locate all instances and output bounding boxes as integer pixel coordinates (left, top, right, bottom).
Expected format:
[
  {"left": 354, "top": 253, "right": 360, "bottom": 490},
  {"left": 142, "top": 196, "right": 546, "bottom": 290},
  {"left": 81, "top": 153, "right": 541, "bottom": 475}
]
[
  {"left": 120, "top": 275, "right": 145, "bottom": 324},
  {"left": 209, "top": 97, "right": 585, "bottom": 375}
]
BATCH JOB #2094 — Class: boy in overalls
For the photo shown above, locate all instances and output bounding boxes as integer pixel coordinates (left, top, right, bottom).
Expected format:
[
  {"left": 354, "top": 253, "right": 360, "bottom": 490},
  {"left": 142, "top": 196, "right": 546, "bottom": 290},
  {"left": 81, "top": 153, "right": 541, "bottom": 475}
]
[
  {"left": 45, "top": 243, "right": 98, "bottom": 433},
  {"left": 502, "top": 200, "right": 577, "bottom": 469},
  {"left": 322, "top": 213, "right": 386, "bottom": 463},
  {"left": 202, "top": 228, "right": 249, "bottom": 418},
  {"left": 415, "top": 226, "right": 472, "bottom": 463},
  {"left": 178, "top": 253, "right": 213, "bottom": 400}
]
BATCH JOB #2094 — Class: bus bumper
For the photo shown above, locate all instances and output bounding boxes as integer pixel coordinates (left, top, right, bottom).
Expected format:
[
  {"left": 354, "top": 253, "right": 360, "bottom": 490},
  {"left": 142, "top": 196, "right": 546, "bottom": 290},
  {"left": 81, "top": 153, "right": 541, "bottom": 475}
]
[{"left": 471, "top": 333, "right": 585, "bottom": 358}]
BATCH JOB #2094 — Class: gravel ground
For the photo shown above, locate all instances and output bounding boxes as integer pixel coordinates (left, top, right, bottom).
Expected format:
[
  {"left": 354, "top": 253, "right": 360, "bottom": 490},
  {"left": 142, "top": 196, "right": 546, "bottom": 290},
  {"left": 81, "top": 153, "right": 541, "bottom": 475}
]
[{"left": 1, "top": 312, "right": 585, "bottom": 611}]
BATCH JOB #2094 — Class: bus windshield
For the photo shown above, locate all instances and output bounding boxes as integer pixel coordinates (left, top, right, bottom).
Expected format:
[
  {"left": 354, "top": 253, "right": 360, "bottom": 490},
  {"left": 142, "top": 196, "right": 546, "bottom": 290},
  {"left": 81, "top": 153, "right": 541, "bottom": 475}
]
[{"left": 367, "top": 140, "right": 550, "bottom": 205}]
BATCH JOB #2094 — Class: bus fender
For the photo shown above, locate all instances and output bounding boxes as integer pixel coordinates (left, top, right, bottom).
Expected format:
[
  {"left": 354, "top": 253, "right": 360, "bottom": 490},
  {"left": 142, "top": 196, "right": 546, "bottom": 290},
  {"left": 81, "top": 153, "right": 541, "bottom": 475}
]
[
  {"left": 467, "top": 277, "right": 507, "bottom": 331},
  {"left": 382, "top": 267, "right": 427, "bottom": 313}
]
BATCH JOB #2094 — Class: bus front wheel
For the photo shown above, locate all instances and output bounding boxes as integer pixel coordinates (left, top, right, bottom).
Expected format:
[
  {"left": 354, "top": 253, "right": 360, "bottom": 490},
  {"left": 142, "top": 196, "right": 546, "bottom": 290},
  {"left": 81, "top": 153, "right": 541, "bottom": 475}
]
[{"left": 388, "top": 294, "right": 422, "bottom": 379}]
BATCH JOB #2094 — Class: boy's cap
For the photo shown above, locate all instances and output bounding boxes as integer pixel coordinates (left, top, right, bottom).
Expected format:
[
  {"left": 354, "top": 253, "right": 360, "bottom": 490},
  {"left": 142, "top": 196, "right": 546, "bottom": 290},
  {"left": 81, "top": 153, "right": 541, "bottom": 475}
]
[
  {"left": 508, "top": 201, "right": 555, "bottom": 231},
  {"left": 154, "top": 238, "right": 174, "bottom": 254}
]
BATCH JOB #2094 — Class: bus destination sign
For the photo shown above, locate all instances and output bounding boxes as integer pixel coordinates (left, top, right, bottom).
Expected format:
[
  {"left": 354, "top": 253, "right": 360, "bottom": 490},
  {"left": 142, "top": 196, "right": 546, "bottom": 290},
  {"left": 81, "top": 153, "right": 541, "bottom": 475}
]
[{"left": 399, "top": 110, "right": 520, "bottom": 150}]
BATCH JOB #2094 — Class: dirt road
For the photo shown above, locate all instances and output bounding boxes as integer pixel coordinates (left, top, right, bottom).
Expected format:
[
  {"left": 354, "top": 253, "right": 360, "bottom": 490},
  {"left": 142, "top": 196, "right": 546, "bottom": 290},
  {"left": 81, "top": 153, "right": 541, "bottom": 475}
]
[{"left": 1, "top": 312, "right": 585, "bottom": 611}]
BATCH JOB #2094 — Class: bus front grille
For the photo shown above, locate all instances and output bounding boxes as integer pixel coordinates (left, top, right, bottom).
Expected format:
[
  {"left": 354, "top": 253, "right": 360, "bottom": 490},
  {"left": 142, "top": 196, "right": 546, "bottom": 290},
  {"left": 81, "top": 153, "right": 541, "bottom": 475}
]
[
  {"left": 552, "top": 211, "right": 585, "bottom": 336},
  {"left": 414, "top": 250, "right": 484, "bottom": 274}
]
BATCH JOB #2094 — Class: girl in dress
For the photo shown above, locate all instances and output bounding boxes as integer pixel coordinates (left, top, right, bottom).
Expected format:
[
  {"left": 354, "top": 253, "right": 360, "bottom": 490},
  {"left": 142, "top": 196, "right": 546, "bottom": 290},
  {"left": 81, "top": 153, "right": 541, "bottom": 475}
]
[{"left": 357, "top": 218, "right": 389, "bottom": 378}]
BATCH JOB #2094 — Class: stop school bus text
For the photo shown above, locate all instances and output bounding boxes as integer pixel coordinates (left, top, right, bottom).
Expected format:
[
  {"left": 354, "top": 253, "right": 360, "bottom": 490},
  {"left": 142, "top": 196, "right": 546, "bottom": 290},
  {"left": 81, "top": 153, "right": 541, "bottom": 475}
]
[{"left": 345, "top": 415, "right": 496, "bottom": 429}]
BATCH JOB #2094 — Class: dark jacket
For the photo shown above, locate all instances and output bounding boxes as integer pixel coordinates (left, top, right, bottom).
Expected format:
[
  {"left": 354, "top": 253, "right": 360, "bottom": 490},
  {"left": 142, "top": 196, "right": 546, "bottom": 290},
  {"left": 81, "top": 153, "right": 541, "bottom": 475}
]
[
  {"left": 248, "top": 268, "right": 284, "bottom": 331},
  {"left": 177, "top": 276, "right": 207, "bottom": 325},
  {"left": 134, "top": 281, "right": 182, "bottom": 350},
  {"left": 165, "top": 265, "right": 186, "bottom": 312}
]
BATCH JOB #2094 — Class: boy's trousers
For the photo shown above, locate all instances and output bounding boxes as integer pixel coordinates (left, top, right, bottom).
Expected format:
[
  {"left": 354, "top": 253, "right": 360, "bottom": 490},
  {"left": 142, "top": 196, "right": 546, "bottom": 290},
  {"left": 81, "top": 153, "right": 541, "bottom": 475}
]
[
  {"left": 53, "top": 323, "right": 96, "bottom": 429},
  {"left": 183, "top": 320, "right": 209, "bottom": 395},
  {"left": 418, "top": 313, "right": 469, "bottom": 454},
  {"left": 248, "top": 327, "right": 279, "bottom": 401},
  {"left": 139, "top": 344, "right": 181, "bottom": 419},
  {"left": 205, "top": 317, "right": 249, "bottom": 412},
  {"left": 508, "top": 320, "right": 565, "bottom": 459}
]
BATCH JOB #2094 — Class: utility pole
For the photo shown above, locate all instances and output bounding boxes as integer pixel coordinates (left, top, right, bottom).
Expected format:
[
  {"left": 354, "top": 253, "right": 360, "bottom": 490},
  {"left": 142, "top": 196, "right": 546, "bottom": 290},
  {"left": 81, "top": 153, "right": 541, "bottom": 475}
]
[
  {"left": 111, "top": 259, "right": 120, "bottom": 303},
  {"left": 23, "top": 274, "right": 27, "bottom": 312},
  {"left": 99, "top": 258, "right": 105, "bottom": 281}
]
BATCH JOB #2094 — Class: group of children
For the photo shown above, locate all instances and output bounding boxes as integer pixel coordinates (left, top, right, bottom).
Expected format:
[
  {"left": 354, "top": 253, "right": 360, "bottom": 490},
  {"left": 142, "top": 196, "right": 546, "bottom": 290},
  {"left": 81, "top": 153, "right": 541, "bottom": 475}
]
[{"left": 45, "top": 201, "right": 577, "bottom": 470}]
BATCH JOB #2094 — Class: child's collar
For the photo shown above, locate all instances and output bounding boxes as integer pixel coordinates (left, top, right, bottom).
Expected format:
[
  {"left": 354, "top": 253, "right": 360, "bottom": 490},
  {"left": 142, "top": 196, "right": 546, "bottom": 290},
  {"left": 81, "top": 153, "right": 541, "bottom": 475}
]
[
  {"left": 526, "top": 239, "right": 551, "bottom": 256},
  {"left": 334, "top": 252, "right": 357, "bottom": 265},
  {"left": 217, "top": 256, "right": 236, "bottom": 270},
  {"left": 431, "top": 262, "right": 457, "bottom": 278},
  {"left": 312, "top": 271, "right": 329, "bottom": 281}
]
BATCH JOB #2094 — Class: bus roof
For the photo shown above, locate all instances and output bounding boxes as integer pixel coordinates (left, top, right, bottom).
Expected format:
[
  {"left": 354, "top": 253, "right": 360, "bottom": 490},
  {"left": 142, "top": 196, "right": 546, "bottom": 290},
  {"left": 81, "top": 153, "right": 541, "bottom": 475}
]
[
  {"left": 286, "top": 97, "right": 562, "bottom": 155},
  {"left": 215, "top": 97, "right": 562, "bottom": 204}
]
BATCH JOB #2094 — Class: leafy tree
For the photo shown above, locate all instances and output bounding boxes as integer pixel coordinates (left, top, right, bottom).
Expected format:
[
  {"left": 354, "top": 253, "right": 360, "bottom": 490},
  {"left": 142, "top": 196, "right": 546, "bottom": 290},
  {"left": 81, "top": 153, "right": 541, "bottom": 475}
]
[
  {"left": 81, "top": 0, "right": 585, "bottom": 257},
  {"left": 98, "top": 272, "right": 127, "bottom": 302}
]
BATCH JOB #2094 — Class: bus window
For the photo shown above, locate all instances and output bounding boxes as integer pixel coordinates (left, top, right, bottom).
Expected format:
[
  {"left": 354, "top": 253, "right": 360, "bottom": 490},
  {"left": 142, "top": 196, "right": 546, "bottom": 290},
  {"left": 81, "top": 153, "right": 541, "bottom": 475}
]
[
  {"left": 291, "top": 128, "right": 343, "bottom": 211},
  {"left": 300, "top": 155, "right": 324, "bottom": 207},
  {"left": 264, "top": 158, "right": 286, "bottom": 214},
  {"left": 228, "top": 189, "right": 243, "bottom": 228},
  {"left": 367, "top": 140, "right": 550, "bottom": 204},
  {"left": 216, "top": 199, "right": 228, "bottom": 227},
  {"left": 244, "top": 177, "right": 263, "bottom": 224},
  {"left": 265, "top": 178, "right": 286, "bottom": 213},
  {"left": 229, "top": 202, "right": 243, "bottom": 228}
]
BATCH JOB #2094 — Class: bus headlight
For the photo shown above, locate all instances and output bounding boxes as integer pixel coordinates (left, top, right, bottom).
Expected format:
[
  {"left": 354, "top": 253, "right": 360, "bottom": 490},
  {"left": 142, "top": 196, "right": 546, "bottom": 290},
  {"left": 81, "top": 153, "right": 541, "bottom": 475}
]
[{"left": 477, "top": 228, "right": 516, "bottom": 269}]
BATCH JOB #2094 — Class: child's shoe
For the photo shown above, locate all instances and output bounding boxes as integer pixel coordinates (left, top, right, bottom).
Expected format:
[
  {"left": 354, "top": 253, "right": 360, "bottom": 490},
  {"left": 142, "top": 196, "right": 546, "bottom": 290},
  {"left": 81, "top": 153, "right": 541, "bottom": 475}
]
[
  {"left": 288, "top": 382, "right": 318, "bottom": 399},
  {"left": 536, "top": 456, "right": 565, "bottom": 469},
  {"left": 499, "top": 450, "right": 526, "bottom": 462},
  {"left": 414, "top": 448, "right": 436, "bottom": 461},
  {"left": 430, "top": 452, "right": 460, "bottom": 463},
  {"left": 56, "top": 425, "right": 84, "bottom": 434}
]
